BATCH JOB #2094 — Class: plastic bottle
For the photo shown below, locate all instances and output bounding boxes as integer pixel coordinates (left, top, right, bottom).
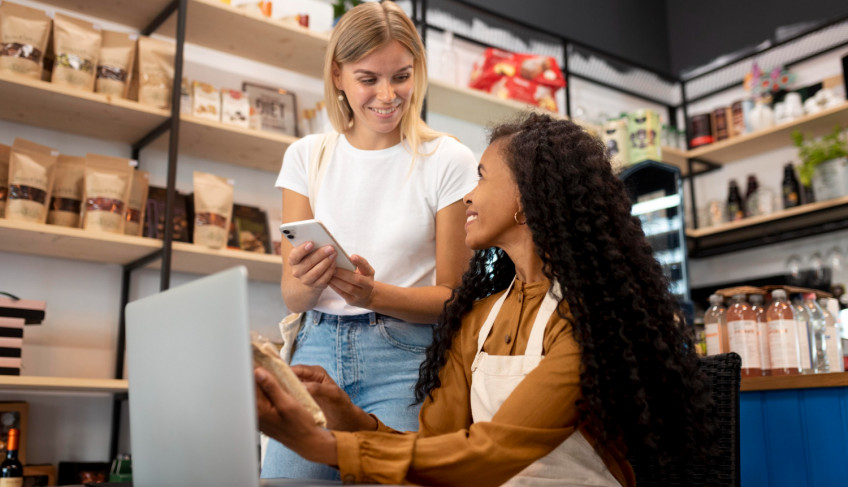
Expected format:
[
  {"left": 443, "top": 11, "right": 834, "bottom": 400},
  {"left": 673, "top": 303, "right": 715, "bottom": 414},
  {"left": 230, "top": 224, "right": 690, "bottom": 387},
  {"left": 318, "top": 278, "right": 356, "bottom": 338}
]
[
  {"left": 766, "top": 290, "right": 801, "bottom": 375},
  {"left": 792, "top": 296, "right": 814, "bottom": 373},
  {"left": 726, "top": 293, "right": 761, "bottom": 377},
  {"left": 820, "top": 298, "right": 844, "bottom": 373},
  {"left": 703, "top": 294, "right": 728, "bottom": 356},
  {"left": 749, "top": 294, "right": 771, "bottom": 375},
  {"left": 802, "top": 293, "right": 829, "bottom": 373}
]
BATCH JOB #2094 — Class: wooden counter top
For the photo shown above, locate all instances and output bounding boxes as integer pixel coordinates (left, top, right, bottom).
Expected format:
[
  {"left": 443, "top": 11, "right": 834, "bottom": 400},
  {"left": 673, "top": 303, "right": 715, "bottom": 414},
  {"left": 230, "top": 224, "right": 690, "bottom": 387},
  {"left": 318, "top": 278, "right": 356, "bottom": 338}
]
[{"left": 741, "top": 371, "right": 848, "bottom": 391}]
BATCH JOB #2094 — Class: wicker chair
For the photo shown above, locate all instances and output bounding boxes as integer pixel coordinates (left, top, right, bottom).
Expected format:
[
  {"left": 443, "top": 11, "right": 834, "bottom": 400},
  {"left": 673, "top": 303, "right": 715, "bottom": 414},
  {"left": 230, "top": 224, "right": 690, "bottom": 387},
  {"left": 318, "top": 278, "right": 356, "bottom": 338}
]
[{"left": 630, "top": 352, "right": 742, "bottom": 487}]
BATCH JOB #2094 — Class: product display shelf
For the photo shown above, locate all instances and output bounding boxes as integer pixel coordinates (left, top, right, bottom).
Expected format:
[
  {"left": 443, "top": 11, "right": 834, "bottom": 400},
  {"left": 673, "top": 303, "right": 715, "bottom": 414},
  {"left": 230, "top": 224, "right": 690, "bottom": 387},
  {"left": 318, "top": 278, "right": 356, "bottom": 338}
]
[
  {"left": 0, "top": 72, "right": 296, "bottom": 171},
  {"left": 38, "top": 0, "right": 328, "bottom": 78},
  {"left": 150, "top": 242, "right": 282, "bottom": 284},
  {"left": 0, "top": 219, "right": 282, "bottom": 282},
  {"left": 686, "top": 195, "right": 848, "bottom": 257},
  {"left": 0, "top": 376, "right": 128, "bottom": 394},
  {"left": 687, "top": 102, "right": 848, "bottom": 165},
  {"left": 659, "top": 146, "right": 688, "bottom": 174},
  {"left": 161, "top": 115, "right": 297, "bottom": 172},
  {"left": 0, "top": 72, "right": 169, "bottom": 144},
  {"left": 741, "top": 371, "right": 848, "bottom": 392}
]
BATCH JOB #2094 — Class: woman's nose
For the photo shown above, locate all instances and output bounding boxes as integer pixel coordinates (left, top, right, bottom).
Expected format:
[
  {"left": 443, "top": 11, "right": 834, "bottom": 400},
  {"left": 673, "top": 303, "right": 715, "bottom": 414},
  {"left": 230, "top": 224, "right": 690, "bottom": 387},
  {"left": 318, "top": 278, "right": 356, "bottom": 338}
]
[{"left": 377, "top": 80, "right": 395, "bottom": 102}]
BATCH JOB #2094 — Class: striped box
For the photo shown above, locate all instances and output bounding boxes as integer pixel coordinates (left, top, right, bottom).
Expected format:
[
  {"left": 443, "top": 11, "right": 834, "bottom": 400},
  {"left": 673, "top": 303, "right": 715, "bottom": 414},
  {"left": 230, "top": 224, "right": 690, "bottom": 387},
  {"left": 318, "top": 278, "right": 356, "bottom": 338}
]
[{"left": 0, "top": 318, "right": 24, "bottom": 375}]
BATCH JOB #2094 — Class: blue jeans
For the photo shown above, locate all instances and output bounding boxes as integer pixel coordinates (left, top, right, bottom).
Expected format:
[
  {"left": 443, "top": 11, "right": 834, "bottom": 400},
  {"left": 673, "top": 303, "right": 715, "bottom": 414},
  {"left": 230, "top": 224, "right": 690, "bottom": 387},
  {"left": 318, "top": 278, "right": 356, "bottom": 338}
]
[{"left": 261, "top": 310, "right": 432, "bottom": 480}]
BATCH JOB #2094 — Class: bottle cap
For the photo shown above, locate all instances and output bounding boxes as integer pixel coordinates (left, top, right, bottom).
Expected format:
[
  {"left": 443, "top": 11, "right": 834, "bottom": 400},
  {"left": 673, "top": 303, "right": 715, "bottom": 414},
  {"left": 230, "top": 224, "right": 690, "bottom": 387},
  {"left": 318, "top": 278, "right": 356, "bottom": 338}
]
[
  {"left": 772, "top": 289, "right": 787, "bottom": 299},
  {"left": 709, "top": 294, "right": 723, "bottom": 305}
]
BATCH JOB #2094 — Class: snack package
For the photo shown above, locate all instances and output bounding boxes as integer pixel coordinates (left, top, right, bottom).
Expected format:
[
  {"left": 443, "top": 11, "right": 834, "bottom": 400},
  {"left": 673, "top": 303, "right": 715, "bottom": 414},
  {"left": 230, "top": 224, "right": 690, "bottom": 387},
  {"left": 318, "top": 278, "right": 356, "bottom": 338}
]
[
  {"left": 627, "top": 109, "right": 662, "bottom": 164},
  {"left": 47, "top": 155, "right": 85, "bottom": 227},
  {"left": 0, "top": 143, "right": 10, "bottom": 217},
  {"left": 192, "top": 171, "right": 233, "bottom": 249},
  {"left": 0, "top": 1, "right": 51, "bottom": 79},
  {"left": 136, "top": 36, "right": 175, "bottom": 109},
  {"left": 469, "top": 48, "right": 566, "bottom": 111},
  {"left": 221, "top": 90, "right": 250, "bottom": 128},
  {"left": 51, "top": 12, "right": 101, "bottom": 91},
  {"left": 226, "top": 204, "right": 271, "bottom": 253},
  {"left": 143, "top": 186, "right": 191, "bottom": 242},
  {"left": 95, "top": 30, "right": 136, "bottom": 98},
  {"left": 6, "top": 138, "right": 59, "bottom": 223},
  {"left": 179, "top": 77, "right": 191, "bottom": 114},
  {"left": 191, "top": 81, "right": 220, "bottom": 121},
  {"left": 601, "top": 118, "right": 630, "bottom": 167},
  {"left": 82, "top": 154, "right": 134, "bottom": 233},
  {"left": 124, "top": 170, "right": 149, "bottom": 237},
  {"left": 251, "top": 333, "right": 326, "bottom": 427}
]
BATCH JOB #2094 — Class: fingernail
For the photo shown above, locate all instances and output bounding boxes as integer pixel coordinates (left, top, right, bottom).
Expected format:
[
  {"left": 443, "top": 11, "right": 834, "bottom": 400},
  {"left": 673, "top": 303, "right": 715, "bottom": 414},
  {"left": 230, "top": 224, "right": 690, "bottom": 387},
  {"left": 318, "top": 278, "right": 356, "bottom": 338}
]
[
  {"left": 255, "top": 368, "right": 267, "bottom": 381},
  {"left": 325, "top": 247, "right": 335, "bottom": 256},
  {"left": 304, "top": 241, "right": 313, "bottom": 251}
]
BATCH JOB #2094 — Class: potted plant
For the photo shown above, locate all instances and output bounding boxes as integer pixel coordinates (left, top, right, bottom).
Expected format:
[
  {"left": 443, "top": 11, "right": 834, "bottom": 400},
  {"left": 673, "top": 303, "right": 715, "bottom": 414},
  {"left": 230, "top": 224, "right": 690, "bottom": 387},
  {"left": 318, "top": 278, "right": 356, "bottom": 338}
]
[
  {"left": 332, "top": 0, "right": 362, "bottom": 25},
  {"left": 792, "top": 126, "right": 848, "bottom": 201}
]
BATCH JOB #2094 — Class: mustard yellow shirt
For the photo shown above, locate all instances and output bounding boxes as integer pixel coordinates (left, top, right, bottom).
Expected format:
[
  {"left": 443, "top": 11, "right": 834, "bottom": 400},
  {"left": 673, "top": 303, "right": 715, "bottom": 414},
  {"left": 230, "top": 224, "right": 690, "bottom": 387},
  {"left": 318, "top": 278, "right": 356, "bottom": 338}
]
[{"left": 333, "top": 279, "right": 635, "bottom": 486}]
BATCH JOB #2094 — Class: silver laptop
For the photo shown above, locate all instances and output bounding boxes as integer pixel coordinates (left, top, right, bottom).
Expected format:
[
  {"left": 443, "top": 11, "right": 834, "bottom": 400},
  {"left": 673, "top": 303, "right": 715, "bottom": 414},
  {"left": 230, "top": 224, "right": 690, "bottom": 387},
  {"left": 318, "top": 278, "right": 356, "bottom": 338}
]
[{"left": 126, "top": 266, "right": 261, "bottom": 487}]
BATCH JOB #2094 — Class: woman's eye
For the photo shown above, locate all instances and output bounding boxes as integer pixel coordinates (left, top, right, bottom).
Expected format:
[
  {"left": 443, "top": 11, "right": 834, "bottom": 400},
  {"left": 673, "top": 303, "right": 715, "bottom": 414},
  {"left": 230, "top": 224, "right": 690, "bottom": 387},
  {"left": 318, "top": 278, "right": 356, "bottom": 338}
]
[
  {"left": 359, "top": 78, "right": 376, "bottom": 85},
  {"left": 394, "top": 74, "right": 410, "bottom": 82}
]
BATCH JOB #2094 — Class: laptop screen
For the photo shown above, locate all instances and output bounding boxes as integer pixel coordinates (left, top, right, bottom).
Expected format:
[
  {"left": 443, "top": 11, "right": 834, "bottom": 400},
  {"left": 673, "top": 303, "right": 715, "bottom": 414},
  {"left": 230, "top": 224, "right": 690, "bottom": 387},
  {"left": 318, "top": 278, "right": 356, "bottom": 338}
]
[{"left": 126, "top": 267, "right": 260, "bottom": 487}]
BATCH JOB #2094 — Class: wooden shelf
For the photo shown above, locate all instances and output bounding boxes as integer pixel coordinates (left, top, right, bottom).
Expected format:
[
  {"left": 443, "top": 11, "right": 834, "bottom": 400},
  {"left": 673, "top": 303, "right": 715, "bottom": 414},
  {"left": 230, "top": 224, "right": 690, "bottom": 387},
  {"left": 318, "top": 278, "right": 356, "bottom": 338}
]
[
  {"left": 0, "top": 72, "right": 169, "bottom": 144},
  {"left": 161, "top": 115, "right": 295, "bottom": 172},
  {"left": 427, "top": 79, "right": 567, "bottom": 126},
  {"left": 0, "top": 375, "right": 128, "bottom": 393},
  {"left": 36, "top": 0, "right": 172, "bottom": 31},
  {"left": 660, "top": 146, "right": 688, "bottom": 173},
  {"left": 163, "top": 242, "right": 281, "bottom": 284},
  {"left": 0, "top": 220, "right": 281, "bottom": 283},
  {"left": 741, "top": 372, "right": 848, "bottom": 392},
  {"left": 159, "top": 0, "right": 328, "bottom": 78},
  {"left": 0, "top": 219, "right": 161, "bottom": 266},
  {"left": 687, "top": 102, "right": 848, "bottom": 164},
  {"left": 686, "top": 195, "right": 848, "bottom": 257}
]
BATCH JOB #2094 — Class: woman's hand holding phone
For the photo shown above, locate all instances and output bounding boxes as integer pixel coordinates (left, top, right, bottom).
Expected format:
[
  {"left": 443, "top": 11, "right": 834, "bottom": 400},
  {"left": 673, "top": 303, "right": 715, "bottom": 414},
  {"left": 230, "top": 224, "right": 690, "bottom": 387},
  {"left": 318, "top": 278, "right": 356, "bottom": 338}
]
[
  {"left": 330, "top": 254, "right": 376, "bottom": 308},
  {"left": 287, "top": 240, "right": 338, "bottom": 291}
]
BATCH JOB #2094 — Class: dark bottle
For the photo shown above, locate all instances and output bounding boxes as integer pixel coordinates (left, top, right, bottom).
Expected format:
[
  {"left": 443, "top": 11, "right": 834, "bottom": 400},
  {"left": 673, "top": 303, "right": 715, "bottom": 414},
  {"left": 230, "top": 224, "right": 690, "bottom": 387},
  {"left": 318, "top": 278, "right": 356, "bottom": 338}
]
[
  {"left": 727, "top": 179, "right": 745, "bottom": 221},
  {"left": 782, "top": 163, "right": 801, "bottom": 209},
  {"left": 0, "top": 428, "right": 23, "bottom": 486},
  {"left": 744, "top": 174, "right": 760, "bottom": 216}
]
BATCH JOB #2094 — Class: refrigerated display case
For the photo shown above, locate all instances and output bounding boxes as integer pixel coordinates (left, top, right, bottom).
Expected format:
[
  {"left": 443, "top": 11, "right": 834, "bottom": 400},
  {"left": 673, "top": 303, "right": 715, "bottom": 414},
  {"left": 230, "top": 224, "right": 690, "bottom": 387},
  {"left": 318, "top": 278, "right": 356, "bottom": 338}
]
[{"left": 619, "top": 160, "right": 692, "bottom": 311}]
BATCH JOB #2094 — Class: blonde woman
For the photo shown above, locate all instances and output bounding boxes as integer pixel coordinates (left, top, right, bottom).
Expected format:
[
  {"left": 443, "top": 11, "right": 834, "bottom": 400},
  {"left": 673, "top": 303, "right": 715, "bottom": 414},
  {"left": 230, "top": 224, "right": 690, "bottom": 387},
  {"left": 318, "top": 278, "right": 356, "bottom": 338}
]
[{"left": 265, "top": 1, "right": 477, "bottom": 480}]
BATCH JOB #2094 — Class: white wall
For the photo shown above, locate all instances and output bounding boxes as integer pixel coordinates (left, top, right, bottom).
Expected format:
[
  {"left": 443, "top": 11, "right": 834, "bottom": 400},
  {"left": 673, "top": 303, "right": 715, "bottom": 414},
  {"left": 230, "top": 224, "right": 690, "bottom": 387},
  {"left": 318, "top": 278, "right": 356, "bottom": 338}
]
[{"left": 3, "top": 0, "right": 846, "bottom": 467}]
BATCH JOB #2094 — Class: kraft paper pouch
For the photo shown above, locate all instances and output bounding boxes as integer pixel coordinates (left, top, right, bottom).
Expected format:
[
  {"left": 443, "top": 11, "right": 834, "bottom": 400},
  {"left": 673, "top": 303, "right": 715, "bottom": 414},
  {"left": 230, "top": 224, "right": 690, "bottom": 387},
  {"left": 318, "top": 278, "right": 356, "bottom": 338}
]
[
  {"left": 193, "top": 171, "right": 233, "bottom": 250},
  {"left": 82, "top": 154, "right": 134, "bottom": 234},
  {"left": 96, "top": 30, "right": 136, "bottom": 98},
  {"left": 47, "top": 155, "right": 85, "bottom": 227},
  {"left": 0, "top": 1, "right": 51, "bottom": 79},
  {"left": 124, "top": 169, "right": 149, "bottom": 237},
  {"left": 137, "top": 36, "right": 175, "bottom": 109},
  {"left": 0, "top": 143, "right": 10, "bottom": 217},
  {"left": 6, "top": 138, "right": 59, "bottom": 223},
  {"left": 51, "top": 12, "right": 101, "bottom": 91}
]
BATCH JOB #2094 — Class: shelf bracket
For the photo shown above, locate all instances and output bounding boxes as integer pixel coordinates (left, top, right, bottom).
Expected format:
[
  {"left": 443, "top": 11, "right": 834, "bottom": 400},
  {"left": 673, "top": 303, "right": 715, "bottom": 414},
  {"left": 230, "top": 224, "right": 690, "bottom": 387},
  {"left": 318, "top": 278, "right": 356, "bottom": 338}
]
[{"left": 142, "top": 0, "right": 179, "bottom": 37}]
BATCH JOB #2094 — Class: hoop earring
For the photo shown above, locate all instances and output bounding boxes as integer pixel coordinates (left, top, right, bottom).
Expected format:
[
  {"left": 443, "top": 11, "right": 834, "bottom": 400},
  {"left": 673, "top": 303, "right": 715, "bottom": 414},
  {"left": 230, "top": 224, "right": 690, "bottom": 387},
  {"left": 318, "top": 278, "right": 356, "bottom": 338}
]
[{"left": 514, "top": 211, "right": 526, "bottom": 225}]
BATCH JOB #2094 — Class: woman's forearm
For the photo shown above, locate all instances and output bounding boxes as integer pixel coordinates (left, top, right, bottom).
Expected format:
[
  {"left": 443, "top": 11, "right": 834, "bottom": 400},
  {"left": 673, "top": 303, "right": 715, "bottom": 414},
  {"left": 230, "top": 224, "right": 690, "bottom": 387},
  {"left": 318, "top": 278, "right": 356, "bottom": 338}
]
[
  {"left": 368, "top": 282, "right": 454, "bottom": 324},
  {"left": 281, "top": 275, "right": 324, "bottom": 313}
]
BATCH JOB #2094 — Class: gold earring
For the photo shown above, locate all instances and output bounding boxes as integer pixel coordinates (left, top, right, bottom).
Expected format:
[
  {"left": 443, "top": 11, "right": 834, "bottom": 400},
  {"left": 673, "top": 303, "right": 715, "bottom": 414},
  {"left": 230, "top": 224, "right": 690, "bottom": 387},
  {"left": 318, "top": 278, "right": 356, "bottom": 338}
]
[{"left": 514, "top": 211, "right": 526, "bottom": 225}]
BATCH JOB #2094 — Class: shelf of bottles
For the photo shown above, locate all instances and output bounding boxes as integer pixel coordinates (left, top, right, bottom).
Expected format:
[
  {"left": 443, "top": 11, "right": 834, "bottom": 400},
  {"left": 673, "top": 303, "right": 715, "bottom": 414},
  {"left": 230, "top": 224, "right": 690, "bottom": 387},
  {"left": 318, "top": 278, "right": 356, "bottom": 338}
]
[{"left": 620, "top": 161, "right": 691, "bottom": 303}]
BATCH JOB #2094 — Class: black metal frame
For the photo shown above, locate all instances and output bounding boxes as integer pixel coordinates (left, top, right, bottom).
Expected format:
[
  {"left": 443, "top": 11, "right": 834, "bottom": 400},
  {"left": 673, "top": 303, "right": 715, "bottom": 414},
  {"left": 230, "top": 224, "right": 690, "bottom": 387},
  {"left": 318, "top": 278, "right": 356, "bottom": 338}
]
[
  {"left": 409, "top": 1, "right": 848, "bottom": 258},
  {"left": 108, "top": 0, "right": 188, "bottom": 460}
]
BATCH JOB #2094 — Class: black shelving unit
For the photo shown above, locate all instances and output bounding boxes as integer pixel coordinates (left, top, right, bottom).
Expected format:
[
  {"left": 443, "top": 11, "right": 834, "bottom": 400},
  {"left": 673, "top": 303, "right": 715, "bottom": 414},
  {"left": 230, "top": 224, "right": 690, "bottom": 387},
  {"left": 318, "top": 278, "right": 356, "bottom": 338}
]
[{"left": 409, "top": 1, "right": 848, "bottom": 259}]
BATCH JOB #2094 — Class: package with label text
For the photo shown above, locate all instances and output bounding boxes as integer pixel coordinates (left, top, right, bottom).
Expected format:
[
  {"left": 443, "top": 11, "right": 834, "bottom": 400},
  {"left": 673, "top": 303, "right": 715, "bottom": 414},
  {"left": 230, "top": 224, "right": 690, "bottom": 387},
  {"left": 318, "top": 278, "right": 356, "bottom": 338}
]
[
  {"left": 6, "top": 138, "right": 59, "bottom": 223},
  {"left": 0, "top": 1, "right": 51, "bottom": 79},
  {"left": 191, "top": 81, "right": 220, "bottom": 121},
  {"left": 124, "top": 169, "right": 149, "bottom": 237},
  {"left": 95, "top": 30, "right": 136, "bottom": 98},
  {"left": 193, "top": 171, "right": 233, "bottom": 249},
  {"left": 47, "top": 155, "right": 85, "bottom": 227},
  {"left": 136, "top": 36, "right": 175, "bottom": 109},
  {"left": 51, "top": 12, "right": 101, "bottom": 91},
  {"left": 82, "top": 154, "right": 134, "bottom": 233}
]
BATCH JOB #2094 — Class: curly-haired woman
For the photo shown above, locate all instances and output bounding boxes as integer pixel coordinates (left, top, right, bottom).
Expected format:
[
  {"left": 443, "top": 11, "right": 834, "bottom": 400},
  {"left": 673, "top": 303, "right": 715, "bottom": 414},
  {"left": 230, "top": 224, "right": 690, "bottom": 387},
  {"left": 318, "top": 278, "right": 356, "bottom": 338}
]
[{"left": 256, "top": 112, "right": 714, "bottom": 486}]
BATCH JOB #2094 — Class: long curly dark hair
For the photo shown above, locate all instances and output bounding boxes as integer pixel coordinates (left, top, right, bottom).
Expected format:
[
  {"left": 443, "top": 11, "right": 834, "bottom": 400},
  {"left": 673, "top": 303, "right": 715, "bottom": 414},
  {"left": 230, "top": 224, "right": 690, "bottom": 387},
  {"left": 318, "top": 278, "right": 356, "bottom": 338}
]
[{"left": 415, "top": 112, "right": 713, "bottom": 464}]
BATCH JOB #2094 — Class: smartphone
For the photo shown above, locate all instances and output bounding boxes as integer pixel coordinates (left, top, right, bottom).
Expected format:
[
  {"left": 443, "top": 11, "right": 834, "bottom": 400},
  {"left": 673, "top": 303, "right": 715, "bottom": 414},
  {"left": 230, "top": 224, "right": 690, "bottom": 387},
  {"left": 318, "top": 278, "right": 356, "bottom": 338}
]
[{"left": 279, "top": 219, "right": 356, "bottom": 271}]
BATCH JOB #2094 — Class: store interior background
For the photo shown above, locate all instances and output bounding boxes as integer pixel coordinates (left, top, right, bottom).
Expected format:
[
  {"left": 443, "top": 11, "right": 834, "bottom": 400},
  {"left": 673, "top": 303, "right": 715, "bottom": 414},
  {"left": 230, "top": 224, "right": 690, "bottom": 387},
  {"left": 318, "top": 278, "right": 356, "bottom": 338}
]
[{"left": 1, "top": 0, "right": 848, "bottom": 468}]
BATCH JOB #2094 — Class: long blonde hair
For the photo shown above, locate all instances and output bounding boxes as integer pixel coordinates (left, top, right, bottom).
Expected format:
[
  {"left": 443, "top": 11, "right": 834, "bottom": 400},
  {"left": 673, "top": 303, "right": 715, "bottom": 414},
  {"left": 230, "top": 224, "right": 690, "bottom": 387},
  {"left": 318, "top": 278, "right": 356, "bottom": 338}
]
[{"left": 324, "top": 1, "right": 443, "bottom": 155}]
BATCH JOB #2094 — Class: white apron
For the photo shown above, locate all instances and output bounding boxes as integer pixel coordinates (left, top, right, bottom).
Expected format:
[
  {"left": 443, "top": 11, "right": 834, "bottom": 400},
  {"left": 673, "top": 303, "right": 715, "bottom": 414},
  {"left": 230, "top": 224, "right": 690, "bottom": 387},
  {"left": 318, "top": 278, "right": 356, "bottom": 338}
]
[{"left": 469, "top": 278, "right": 620, "bottom": 487}]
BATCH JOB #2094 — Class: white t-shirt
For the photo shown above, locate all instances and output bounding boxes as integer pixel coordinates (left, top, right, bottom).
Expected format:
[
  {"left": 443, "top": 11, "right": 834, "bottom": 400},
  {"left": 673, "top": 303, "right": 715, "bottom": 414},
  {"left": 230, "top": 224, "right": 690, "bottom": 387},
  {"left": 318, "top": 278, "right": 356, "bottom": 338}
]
[{"left": 276, "top": 133, "right": 478, "bottom": 316}]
